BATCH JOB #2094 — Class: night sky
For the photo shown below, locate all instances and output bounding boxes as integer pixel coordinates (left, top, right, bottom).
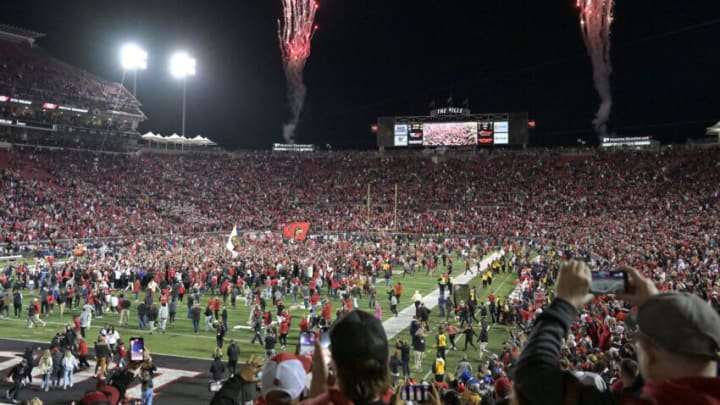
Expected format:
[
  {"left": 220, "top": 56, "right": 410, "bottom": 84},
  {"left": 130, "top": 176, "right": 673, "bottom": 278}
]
[{"left": 1, "top": 0, "right": 719, "bottom": 149}]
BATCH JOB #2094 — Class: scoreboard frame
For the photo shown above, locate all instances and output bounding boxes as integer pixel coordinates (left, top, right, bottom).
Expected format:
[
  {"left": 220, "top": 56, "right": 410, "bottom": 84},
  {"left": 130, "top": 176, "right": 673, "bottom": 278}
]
[{"left": 376, "top": 112, "right": 529, "bottom": 149}]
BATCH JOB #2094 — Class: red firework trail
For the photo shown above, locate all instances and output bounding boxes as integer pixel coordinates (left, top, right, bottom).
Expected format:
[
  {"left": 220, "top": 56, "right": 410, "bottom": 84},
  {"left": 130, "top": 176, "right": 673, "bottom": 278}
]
[
  {"left": 578, "top": 0, "right": 614, "bottom": 136},
  {"left": 278, "top": 0, "right": 319, "bottom": 144}
]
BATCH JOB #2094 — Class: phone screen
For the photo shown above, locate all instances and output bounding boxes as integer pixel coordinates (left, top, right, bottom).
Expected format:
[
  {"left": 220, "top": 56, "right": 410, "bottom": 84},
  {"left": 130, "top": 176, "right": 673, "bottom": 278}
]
[
  {"left": 319, "top": 331, "right": 330, "bottom": 347},
  {"left": 299, "top": 332, "right": 316, "bottom": 356},
  {"left": 130, "top": 337, "right": 144, "bottom": 362},
  {"left": 400, "top": 385, "right": 429, "bottom": 401},
  {"left": 590, "top": 271, "right": 627, "bottom": 294},
  {"left": 312, "top": 331, "right": 331, "bottom": 365}
]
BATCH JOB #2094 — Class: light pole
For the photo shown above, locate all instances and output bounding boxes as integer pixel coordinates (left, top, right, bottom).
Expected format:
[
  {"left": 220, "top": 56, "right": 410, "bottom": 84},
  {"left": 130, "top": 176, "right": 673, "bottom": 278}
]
[
  {"left": 170, "top": 52, "right": 196, "bottom": 137},
  {"left": 120, "top": 44, "right": 147, "bottom": 96}
]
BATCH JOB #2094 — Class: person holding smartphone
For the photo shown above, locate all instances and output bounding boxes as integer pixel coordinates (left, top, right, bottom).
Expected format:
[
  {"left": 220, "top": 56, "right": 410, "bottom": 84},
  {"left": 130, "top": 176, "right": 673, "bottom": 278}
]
[
  {"left": 513, "top": 261, "right": 720, "bottom": 404},
  {"left": 301, "top": 310, "right": 438, "bottom": 405}
]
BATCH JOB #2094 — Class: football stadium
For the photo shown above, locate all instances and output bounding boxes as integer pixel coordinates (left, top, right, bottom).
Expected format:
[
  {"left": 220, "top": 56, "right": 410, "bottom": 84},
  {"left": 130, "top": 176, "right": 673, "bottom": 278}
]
[{"left": 1, "top": 2, "right": 719, "bottom": 405}]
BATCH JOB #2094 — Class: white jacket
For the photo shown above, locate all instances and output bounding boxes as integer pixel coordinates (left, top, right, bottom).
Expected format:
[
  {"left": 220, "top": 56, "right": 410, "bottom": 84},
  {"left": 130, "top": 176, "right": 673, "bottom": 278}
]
[{"left": 62, "top": 355, "right": 78, "bottom": 370}]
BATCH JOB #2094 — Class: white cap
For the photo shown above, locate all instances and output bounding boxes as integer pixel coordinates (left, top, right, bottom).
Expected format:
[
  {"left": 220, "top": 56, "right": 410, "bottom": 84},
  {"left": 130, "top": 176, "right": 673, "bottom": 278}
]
[{"left": 261, "top": 353, "right": 310, "bottom": 400}]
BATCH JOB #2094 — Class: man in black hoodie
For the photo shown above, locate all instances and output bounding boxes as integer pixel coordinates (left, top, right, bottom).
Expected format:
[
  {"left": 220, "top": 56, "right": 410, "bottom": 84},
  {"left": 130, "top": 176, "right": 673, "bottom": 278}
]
[{"left": 5, "top": 358, "right": 26, "bottom": 403}]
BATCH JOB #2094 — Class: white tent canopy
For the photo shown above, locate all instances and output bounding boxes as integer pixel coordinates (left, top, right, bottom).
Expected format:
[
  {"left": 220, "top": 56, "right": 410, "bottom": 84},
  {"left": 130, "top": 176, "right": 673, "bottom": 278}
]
[
  {"left": 706, "top": 121, "right": 720, "bottom": 136},
  {"left": 141, "top": 132, "right": 217, "bottom": 146},
  {"left": 167, "top": 134, "right": 186, "bottom": 147},
  {"left": 193, "top": 135, "right": 216, "bottom": 146}
]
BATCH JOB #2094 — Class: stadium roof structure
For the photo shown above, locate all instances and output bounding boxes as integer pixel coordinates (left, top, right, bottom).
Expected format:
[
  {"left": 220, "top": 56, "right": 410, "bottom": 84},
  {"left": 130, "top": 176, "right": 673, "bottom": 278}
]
[
  {"left": 141, "top": 131, "right": 216, "bottom": 146},
  {"left": 0, "top": 24, "right": 45, "bottom": 44}
]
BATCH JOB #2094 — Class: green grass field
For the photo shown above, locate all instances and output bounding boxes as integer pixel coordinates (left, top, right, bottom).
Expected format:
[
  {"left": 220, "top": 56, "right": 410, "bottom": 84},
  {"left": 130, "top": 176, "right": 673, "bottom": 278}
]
[{"left": 0, "top": 253, "right": 519, "bottom": 378}]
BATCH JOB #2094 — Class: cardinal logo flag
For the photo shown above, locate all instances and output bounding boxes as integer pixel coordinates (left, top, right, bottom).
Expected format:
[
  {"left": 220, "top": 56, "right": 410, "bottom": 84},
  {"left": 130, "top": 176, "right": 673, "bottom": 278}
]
[
  {"left": 226, "top": 226, "right": 240, "bottom": 258},
  {"left": 282, "top": 222, "right": 311, "bottom": 241}
]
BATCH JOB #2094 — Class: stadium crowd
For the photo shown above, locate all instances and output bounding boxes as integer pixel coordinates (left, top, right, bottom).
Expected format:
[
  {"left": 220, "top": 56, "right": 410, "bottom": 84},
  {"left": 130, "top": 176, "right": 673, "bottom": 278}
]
[
  {"left": 0, "top": 39, "right": 142, "bottom": 117},
  {"left": 0, "top": 145, "right": 719, "bottom": 404},
  {"left": 2, "top": 147, "right": 719, "bottom": 241}
]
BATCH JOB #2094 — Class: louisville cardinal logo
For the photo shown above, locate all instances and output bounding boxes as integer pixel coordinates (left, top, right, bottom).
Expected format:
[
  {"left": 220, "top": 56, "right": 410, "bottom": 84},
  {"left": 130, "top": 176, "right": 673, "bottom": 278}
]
[{"left": 282, "top": 222, "right": 310, "bottom": 240}]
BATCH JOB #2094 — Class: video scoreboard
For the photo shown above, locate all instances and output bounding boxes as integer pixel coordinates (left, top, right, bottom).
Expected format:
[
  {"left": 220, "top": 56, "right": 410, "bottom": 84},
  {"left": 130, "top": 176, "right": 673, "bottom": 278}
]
[{"left": 377, "top": 112, "right": 528, "bottom": 148}]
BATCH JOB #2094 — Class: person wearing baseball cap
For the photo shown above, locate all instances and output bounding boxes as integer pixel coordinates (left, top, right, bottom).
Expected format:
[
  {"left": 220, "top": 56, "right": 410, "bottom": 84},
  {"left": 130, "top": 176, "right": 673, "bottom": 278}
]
[
  {"left": 513, "top": 261, "right": 720, "bottom": 404},
  {"left": 261, "top": 353, "right": 312, "bottom": 405},
  {"left": 302, "top": 310, "right": 394, "bottom": 405}
]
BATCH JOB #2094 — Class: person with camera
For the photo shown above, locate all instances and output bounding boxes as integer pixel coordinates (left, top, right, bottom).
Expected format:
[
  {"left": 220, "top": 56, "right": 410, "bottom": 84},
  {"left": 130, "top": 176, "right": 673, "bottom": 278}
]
[
  {"left": 302, "top": 310, "right": 391, "bottom": 405},
  {"left": 513, "top": 261, "right": 720, "bottom": 404}
]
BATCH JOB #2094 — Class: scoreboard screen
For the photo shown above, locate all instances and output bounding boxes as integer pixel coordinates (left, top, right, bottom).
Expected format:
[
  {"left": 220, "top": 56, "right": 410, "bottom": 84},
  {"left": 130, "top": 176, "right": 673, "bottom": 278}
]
[
  {"left": 378, "top": 112, "right": 528, "bottom": 148},
  {"left": 423, "top": 122, "right": 477, "bottom": 146}
]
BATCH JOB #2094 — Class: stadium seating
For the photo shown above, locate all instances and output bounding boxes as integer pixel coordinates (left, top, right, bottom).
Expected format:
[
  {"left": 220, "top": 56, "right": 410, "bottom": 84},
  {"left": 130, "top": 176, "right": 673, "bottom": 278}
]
[
  {"left": 0, "top": 38, "right": 142, "bottom": 133},
  {"left": 1, "top": 147, "right": 718, "bottom": 272}
]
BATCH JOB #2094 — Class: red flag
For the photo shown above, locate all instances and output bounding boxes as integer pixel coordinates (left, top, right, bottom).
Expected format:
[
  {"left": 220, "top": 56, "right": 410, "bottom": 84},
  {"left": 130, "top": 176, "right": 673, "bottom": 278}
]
[{"left": 282, "top": 222, "right": 311, "bottom": 240}]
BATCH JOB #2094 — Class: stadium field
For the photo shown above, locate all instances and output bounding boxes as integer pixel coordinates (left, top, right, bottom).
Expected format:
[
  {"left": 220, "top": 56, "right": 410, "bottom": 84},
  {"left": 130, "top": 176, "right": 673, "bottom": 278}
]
[{"left": 0, "top": 255, "right": 518, "bottom": 403}]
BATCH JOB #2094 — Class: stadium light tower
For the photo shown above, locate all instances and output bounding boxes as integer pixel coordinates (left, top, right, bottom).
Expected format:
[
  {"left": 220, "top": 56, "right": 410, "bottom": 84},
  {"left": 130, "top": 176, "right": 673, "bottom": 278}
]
[
  {"left": 120, "top": 44, "right": 147, "bottom": 96},
  {"left": 170, "top": 51, "right": 196, "bottom": 137}
]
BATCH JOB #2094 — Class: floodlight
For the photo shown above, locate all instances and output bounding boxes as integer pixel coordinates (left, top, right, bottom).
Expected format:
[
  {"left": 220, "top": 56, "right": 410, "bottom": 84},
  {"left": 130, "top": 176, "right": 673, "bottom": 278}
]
[
  {"left": 120, "top": 44, "right": 148, "bottom": 71},
  {"left": 170, "top": 52, "right": 196, "bottom": 79}
]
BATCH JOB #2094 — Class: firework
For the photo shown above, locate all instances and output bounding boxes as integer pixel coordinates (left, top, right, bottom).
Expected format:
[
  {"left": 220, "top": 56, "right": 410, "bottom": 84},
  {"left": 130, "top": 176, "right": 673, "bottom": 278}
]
[
  {"left": 278, "top": 0, "right": 319, "bottom": 144},
  {"left": 578, "top": 0, "right": 615, "bottom": 136}
]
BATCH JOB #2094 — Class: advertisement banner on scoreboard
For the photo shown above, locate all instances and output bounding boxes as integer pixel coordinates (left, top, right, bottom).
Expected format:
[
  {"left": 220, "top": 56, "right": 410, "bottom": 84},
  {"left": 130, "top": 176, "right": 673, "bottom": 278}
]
[
  {"left": 408, "top": 123, "right": 423, "bottom": 146},
  {"left": 394, "top": 124, "right": 409, "bottom": 147},
  {"left": 494, "top": 121, "right": 509, "bottom": 145},
  {"left": 478, "top": 121, "right": 494, "bottom": 145},
  {"left": 394, "top": 134, "right": 408, "bottom": 146},
  {"left": 494, "top": 132, "right": 509, "bottom": 144},
  {"left": 422, "top": 122, "right": 477, "bottom": 146}
]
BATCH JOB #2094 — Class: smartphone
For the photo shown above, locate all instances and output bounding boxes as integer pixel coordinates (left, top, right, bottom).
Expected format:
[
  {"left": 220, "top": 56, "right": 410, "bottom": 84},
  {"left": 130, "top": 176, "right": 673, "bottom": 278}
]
[
  {"left": 319, "top": 331, "right": 331, "bottom": 365},
  {"left": 130, "top": 337, "right": 145, "bottom": 362},
  {"left": 319, "top": 331, "right": 330, "bottom": 348},
  {"left": 400, "top": 384, "right": 430, "bottom": 402},
  {"left": 299, "top": 331, "right": 316, "bottom": 356},
  {"left": 590, "top": 270, "right": 628, "bottom": 294}
]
